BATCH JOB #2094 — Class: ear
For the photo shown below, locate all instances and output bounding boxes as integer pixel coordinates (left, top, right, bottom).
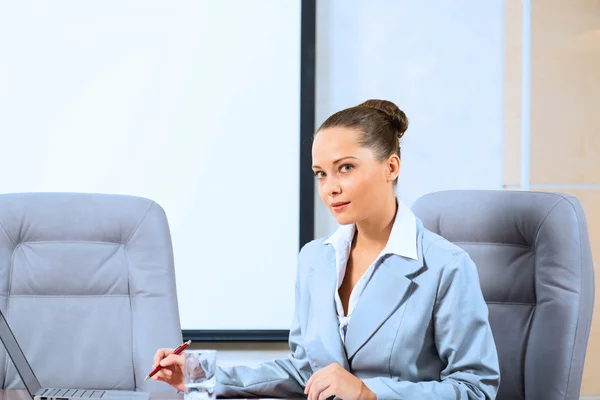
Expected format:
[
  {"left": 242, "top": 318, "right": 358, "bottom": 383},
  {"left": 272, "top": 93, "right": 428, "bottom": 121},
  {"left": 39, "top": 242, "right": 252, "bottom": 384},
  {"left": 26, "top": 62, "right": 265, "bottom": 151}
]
[{"left": 386, "top": 155, "right": 400, "bottom": 182}]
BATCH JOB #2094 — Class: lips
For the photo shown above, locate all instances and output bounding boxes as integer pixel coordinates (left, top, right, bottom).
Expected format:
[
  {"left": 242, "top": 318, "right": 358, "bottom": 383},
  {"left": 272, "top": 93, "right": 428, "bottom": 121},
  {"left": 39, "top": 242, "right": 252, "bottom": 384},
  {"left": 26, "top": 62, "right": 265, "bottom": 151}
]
[
  {"left": 331, "top": 202, "right": 349, "bottom": 207},
  {"left": 331, "top": 201, "right": 350, "bottom": 213}
]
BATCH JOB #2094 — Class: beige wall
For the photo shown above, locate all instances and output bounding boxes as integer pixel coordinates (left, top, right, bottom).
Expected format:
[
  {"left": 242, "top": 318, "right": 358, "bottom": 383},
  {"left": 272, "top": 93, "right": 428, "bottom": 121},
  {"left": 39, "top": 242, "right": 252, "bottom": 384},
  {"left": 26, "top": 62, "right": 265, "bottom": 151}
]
[{"left": 504, "top": 0, "right": 600, "bottom": 395}]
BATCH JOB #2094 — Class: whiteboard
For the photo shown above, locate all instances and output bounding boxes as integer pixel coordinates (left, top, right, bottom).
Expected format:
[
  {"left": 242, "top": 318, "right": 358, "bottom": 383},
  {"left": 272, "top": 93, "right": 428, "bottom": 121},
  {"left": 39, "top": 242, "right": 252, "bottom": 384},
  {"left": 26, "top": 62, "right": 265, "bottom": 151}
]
[{"left": 0, "top": 1, "right": 303, "bottom": 332}]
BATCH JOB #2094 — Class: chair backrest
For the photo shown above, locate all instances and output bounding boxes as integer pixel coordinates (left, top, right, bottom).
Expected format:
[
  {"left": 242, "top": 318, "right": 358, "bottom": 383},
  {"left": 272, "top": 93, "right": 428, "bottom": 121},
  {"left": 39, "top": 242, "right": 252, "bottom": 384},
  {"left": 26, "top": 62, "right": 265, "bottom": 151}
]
[
  {"left": 0, "top": 193, "right": 182, "bottom": 392},
  {"left": 412, "top": 190, "right": 594, "bottom": 400}
]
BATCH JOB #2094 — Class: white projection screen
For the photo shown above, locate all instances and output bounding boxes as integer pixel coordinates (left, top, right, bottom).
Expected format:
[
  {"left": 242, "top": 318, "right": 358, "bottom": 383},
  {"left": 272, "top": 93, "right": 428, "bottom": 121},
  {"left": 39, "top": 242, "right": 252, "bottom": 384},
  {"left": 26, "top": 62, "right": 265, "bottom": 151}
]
[{"left": 0, "top": 1, "right": 315, "bottom": 340}]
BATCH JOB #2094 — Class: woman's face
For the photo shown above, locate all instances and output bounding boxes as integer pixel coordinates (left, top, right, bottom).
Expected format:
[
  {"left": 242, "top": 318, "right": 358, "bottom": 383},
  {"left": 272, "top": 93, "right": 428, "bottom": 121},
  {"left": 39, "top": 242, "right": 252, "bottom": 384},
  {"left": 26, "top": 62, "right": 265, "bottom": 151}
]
[{"left": 311, "top": 127, "right": 398, "bottom": 226}]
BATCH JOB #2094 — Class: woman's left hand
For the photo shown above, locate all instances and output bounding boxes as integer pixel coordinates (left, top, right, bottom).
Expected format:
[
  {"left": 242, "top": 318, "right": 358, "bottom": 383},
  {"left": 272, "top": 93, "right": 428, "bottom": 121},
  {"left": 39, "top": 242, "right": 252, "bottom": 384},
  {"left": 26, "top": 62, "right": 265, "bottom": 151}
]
[{"left": 304, "top": 362, "right": 376, "bottom": 400}]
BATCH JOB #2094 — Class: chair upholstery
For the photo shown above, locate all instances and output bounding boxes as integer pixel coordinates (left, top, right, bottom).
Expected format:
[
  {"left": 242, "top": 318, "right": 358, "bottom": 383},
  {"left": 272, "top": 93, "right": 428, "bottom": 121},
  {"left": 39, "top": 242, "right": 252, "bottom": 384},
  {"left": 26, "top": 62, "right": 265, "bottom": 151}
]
[
  {"left": 411, "top": 190, "right": 595, "bottom": 400},
  {"left": 0, "top": 193, "right": 182, "bottom": 392}
]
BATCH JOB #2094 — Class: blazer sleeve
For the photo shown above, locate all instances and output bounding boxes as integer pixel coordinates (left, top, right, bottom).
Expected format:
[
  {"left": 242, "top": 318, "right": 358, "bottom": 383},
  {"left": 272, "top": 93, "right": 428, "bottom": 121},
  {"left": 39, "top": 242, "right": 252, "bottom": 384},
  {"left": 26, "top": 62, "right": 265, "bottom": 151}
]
[
  {"left": 215, "top": 264, "right": 313, "bottom": 398},
  {"left": 362, "top": 252, "right": 501, "bottom": 400}
]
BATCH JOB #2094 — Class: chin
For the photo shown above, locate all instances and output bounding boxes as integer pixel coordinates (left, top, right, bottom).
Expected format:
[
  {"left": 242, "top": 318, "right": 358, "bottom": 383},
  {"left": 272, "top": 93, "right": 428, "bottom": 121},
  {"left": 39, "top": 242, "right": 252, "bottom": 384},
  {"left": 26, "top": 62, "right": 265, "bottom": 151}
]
[{"left": 332, "top": 213, "right": 356, "bottom": 226}]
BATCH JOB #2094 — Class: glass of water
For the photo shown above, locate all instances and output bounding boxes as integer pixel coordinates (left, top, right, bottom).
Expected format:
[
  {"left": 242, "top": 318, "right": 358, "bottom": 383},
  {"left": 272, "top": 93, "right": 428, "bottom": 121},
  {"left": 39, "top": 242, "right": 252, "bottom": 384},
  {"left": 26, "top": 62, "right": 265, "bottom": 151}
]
[{"left": 183, "top": 349, "right": 217, "bottom": 400}]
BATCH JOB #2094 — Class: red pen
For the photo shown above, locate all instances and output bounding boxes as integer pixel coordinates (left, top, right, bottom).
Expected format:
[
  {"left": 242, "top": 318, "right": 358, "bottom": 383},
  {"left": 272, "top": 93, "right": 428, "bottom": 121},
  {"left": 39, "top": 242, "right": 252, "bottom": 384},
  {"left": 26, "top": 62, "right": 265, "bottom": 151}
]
[{"left": 145, "top": 340, "right": 192, "bottom": 381}]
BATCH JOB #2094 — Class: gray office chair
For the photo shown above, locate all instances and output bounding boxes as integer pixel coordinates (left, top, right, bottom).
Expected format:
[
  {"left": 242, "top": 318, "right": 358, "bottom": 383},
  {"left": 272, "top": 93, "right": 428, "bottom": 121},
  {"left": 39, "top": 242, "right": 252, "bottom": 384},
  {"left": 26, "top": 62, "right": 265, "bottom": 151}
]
[
  {"left": 412, "top": 190, "right": 594, "bottom": 400},
  {"left": 0, "top": 193, "right": 182, "bottom": 392}
]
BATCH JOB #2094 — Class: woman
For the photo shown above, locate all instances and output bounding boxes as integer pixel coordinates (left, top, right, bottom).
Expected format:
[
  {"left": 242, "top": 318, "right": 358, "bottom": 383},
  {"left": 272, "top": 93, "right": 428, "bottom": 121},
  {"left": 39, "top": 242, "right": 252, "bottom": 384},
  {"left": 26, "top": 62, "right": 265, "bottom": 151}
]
[{"left": 152, "top": 100, "right": 501, "bottom": 399}]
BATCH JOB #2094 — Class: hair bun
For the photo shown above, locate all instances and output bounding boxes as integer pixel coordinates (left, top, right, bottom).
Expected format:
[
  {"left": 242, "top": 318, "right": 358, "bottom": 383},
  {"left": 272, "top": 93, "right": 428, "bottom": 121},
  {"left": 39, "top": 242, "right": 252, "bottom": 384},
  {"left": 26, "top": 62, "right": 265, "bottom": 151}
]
[{"left": 359, "top": 99, "right": 408, "bottom": 138}]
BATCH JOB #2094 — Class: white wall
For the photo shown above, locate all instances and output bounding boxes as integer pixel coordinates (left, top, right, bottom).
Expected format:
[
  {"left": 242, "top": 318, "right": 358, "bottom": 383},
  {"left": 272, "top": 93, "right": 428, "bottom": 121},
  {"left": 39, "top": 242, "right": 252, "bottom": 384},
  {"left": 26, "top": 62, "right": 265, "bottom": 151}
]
[
  {"left": 314, "top": 0, "right": 505, "bottom": 237},
  {"left": 0, "top": 0, "right": 506, "bottom": 369},
  {"left": 211, "top": 0, "right": 505, "bottom": 366},
  {"left": 0, "top": 0, "right": 301, "bottom": 333}
]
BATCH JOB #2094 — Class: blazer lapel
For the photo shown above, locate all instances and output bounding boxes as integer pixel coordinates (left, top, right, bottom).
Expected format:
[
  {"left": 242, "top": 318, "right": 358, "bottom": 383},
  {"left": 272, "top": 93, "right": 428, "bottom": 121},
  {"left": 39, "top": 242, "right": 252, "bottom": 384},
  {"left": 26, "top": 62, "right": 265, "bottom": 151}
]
[
  {"left": 344, "top": 254, "right": 423, "bottom": 360},
  {"left": 308, "top": 245, "right": 350, "bottom": 370}
]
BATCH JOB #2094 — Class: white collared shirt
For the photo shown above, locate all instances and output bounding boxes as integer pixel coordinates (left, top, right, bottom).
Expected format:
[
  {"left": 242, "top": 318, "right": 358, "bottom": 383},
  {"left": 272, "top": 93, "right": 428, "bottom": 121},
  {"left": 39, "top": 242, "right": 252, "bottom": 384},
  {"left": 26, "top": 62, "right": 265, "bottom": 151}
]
[{"left": 323, "top": 198, "right": 419, "bottom": 343}]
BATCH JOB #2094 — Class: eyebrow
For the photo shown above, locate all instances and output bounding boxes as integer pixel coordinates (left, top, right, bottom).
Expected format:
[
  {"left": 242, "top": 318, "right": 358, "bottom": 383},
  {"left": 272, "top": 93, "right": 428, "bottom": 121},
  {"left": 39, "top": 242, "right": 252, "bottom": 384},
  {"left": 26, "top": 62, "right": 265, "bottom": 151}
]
[{"left": 312, "top": 156, "right": 358, "bottom": 169}]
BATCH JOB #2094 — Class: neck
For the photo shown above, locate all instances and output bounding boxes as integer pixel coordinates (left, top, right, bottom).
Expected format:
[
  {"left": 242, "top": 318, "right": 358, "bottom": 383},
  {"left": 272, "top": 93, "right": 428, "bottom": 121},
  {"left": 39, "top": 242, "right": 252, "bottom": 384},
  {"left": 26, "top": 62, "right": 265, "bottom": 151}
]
[{"left": 354, "top": 194, "right": 397, "bottom": 249}]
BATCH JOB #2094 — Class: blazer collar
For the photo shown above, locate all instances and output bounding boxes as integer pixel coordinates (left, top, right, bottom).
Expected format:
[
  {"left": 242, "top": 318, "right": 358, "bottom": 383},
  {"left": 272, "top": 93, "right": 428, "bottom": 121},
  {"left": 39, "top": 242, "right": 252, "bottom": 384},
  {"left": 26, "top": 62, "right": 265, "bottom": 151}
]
[
  {"left": 323, "top": 198, "right": 418, "bottom": 261},
  {"left": 309, "top": 220, "right": 426, "bottom": 364},
  {"left": 308, "top": 244, "right": 350, "bottom": 370},
  {"left": 344, "top": 248, "right": 424, "bottom": 359}
]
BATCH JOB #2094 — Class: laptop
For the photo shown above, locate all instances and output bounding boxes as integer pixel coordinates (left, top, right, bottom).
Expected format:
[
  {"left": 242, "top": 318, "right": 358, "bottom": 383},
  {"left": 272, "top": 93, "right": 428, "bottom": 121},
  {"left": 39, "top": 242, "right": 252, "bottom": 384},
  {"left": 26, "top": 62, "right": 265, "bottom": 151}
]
[{"left": 0, "top": 308, "right": 149, "bottom": 400}]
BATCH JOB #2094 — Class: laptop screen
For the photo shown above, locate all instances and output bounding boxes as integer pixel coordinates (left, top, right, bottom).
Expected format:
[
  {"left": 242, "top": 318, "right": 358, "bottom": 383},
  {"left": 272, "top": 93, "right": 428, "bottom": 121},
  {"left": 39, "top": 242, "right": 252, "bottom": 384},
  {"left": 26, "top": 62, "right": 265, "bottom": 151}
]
[{"left": 0, "top": 307, "right": 42, "bottom": 397}]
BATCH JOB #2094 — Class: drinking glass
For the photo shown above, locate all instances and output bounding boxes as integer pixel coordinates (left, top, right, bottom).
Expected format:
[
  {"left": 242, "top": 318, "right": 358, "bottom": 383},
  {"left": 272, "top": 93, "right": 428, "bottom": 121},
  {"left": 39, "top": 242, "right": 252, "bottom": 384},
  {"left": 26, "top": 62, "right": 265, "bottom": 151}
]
[{"left": 183, "top": 349, "right": 217, "bottom": 400}]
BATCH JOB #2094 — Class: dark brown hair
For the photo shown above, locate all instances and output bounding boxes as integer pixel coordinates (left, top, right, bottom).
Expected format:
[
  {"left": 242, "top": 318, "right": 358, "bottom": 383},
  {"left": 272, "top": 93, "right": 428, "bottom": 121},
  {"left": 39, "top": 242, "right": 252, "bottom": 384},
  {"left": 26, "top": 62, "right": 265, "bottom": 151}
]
[{"left": 315, "top": 99, "right": 408, "bottom": 165}]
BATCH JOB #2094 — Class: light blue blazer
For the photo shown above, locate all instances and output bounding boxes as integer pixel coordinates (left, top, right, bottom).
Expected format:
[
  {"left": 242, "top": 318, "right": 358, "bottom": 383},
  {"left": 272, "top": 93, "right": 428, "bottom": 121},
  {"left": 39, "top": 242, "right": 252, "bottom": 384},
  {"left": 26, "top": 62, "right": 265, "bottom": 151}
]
[{"left": 216, "top": 219, "right": 500, "bottom": 399}]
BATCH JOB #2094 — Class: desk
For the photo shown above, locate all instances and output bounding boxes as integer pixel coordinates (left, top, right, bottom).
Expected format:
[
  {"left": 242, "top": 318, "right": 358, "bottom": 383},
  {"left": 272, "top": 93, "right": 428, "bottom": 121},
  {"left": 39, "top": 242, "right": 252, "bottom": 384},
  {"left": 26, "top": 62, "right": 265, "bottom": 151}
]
[{"left": 0, "top": 390, "right": 300, "bottom": 400}]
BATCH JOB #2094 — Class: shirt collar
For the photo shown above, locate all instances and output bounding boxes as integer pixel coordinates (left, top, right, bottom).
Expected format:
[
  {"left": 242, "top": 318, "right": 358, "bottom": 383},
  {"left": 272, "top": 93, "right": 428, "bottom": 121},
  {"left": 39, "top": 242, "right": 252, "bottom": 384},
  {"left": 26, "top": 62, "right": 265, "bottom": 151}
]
[{"left": 324, "top": 197, "right": 418, "bottom": 260}]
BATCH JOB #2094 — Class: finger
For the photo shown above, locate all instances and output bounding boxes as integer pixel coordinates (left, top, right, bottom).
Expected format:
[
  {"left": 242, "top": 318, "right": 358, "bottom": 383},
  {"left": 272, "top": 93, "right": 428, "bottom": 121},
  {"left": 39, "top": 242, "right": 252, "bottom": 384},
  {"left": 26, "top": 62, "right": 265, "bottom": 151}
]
[
  {"left": 160, "top": 354, "right": 181, "bottom": 367},
  {"left": 318, "top": 386, "right": 335, "bottom": 400},
  {"left": 305, "top": 370, "right": 320, "bottom": 394},
  {"left": 306, "top": 364, "right": 333, "bottom": 395},
  {"left": 309, "top": 376, "right": 330, "bottom": 400},
  {"left": 152, "top": 369, "right": 169, "bottom": 382},
  {"left": 154, "top": 348, "right": 174, "bottom": 365},
  {"left": 304, "top": 376, "right": 312, "bottom": 394}
]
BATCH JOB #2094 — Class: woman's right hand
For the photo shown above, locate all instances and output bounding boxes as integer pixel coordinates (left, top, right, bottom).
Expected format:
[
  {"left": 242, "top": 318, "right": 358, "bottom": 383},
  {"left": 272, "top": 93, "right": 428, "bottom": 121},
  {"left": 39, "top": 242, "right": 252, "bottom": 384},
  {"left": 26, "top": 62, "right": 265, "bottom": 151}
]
[{"left": 152, "top": 348, "right": 185, "bottom": 392}]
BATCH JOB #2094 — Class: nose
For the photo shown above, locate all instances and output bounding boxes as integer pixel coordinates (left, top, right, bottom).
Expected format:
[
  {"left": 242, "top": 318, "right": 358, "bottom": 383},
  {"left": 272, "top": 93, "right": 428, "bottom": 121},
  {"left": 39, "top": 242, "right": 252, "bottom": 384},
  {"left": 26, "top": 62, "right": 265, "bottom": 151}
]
[{"left": 322, "top": 175, "right": 341, "bottom": 197}]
